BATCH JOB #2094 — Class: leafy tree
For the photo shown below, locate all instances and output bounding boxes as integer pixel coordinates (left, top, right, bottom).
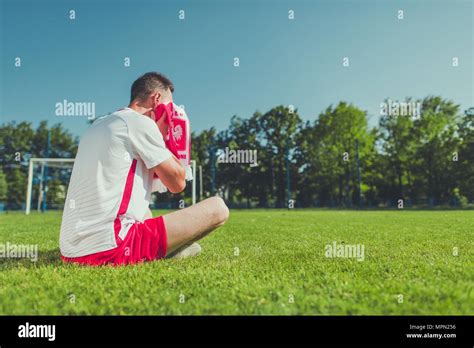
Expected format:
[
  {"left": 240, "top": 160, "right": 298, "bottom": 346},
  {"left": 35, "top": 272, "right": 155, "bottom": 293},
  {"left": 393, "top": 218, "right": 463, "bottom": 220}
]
[
  {"left": 378, "top": 98, "right": 418, "bottom": 204},
  {"left": 411, "top": 96, "right": 461, "bottom": 204},
  {"left": 457, "top": 108, "right": 474, "bottom": 201},
  {"left": 298, "top": 102, "right": 375, "bottom": 207},
  {"left": 0, "top": 170, "right": 7, "bottom": 201},
  {"left": 255, "top": 106, "right": 302, "bottom": 207}
]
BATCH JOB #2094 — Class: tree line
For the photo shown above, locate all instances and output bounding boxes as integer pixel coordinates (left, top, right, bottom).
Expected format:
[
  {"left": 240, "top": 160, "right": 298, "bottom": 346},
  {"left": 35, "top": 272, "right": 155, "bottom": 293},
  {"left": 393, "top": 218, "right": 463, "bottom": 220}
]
[
  {"left": 193, "top": 96, "right": 473, "bottom": 208},
  {"left": 0, "top": 96, "right": 472, "bottom": 210}
]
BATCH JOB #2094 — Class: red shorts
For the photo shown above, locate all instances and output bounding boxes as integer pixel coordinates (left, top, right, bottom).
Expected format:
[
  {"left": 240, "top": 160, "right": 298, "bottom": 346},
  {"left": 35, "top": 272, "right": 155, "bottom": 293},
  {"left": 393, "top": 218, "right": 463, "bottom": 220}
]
[{"left": 61, "top": 216, "right": 168, "bottom": 266}]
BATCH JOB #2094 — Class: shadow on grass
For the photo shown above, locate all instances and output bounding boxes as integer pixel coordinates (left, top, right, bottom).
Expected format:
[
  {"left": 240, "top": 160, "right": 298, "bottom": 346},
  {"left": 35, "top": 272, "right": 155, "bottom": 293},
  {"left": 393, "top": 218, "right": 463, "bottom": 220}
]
[
  {"left": 0, "top": 249, "right": 174, "bottom": 269},
  {"left": 0, "top": 248, "right": 63, "bottom": 269}
]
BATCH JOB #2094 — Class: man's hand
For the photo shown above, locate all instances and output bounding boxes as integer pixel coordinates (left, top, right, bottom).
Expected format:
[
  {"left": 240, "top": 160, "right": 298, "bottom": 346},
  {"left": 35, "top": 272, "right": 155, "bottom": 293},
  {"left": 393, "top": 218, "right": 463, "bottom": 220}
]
[{"left": 152, "top": 156, "right": 186, "bottom": 193}]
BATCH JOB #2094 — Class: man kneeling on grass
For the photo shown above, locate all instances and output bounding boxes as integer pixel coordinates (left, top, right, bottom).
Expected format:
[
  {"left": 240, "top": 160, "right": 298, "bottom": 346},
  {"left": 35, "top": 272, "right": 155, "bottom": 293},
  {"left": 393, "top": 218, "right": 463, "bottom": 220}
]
[{"left": 59, "top": 72, "right": 229, "bottom": 266}]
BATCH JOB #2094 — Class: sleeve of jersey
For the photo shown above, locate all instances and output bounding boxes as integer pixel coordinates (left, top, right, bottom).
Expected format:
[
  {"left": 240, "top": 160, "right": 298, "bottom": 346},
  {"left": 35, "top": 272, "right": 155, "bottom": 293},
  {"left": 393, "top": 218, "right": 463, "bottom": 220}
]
[{"left": 128, "top": 116, "right": 173, "bottom": 169}]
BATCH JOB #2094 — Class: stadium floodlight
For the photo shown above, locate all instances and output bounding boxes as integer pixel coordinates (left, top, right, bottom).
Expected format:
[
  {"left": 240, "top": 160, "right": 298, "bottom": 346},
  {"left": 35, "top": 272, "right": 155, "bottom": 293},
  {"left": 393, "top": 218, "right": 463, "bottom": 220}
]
[{"left": 26, "top": 158, "right": 198, "bottom": 215}]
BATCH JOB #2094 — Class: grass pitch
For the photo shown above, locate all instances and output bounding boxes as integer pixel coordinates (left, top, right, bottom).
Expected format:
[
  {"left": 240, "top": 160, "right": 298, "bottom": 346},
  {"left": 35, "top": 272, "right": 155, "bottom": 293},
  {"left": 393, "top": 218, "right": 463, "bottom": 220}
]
[{"left": 0, "top": 209, "right": 472, "bottom": 315}]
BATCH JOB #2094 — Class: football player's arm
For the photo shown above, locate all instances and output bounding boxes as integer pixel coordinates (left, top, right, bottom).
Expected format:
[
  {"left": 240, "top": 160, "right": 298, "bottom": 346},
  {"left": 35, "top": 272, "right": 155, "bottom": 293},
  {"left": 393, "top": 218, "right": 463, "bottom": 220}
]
[
  {"left": 152, "top": 155, "right": 186, "bottom": 193},
  {"left": 129, "top": 117, "right": 185, "bottom": 194}
]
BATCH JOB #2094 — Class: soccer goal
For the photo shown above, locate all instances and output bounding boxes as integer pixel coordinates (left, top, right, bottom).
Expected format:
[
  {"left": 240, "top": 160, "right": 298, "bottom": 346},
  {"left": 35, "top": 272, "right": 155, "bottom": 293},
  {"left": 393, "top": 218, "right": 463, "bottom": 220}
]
[
  {"left": 25, "top": 158, "right": 198, "bottom": 214},
  {"left": 25, "top": 158, "right": 75, "bottom": 215}
]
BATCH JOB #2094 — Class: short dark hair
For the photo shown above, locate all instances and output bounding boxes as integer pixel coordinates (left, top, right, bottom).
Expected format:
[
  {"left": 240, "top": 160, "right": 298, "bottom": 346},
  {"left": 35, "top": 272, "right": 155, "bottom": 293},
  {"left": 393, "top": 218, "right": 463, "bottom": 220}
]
[{"left": 130, "top": 72, "right": 174, "bottom": 103}]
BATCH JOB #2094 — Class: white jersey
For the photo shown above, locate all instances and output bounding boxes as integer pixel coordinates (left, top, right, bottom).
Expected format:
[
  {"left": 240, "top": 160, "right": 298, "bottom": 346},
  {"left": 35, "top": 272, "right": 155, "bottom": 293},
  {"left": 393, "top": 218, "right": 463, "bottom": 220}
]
[{"left": 59, "top": 108, "right": 172, "bottom": 257}]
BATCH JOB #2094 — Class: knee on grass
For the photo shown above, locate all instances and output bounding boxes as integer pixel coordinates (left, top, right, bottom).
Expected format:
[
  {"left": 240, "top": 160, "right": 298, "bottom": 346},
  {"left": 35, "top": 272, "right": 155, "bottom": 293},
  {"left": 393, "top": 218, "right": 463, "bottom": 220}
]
[{"left": 208, "top": 196, "right": 229, "bottom": 228}]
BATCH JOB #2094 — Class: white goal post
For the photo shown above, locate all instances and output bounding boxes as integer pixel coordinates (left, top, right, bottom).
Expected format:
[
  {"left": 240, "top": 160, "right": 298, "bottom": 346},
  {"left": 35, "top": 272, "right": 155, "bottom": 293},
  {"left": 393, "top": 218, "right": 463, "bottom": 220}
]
[
  {"left": 25, "top": 158, "right": 75, "bottom": 215},
  {"left": 25, "top": 158, "right": 198, "bottom": 214}
]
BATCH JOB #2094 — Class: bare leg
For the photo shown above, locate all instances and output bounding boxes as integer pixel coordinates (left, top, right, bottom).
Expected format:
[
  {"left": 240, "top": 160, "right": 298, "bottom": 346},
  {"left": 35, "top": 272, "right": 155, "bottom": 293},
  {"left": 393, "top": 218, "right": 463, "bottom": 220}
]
[{"left": 162, "top": 196, "right": 229, "bottom": 256}]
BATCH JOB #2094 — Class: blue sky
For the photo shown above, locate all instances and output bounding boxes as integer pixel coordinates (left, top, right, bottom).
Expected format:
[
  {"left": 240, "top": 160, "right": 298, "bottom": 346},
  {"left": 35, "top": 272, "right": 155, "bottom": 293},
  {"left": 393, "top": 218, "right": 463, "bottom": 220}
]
[{"left": 1, "top": 0, "right": 472, "bottom": 136}]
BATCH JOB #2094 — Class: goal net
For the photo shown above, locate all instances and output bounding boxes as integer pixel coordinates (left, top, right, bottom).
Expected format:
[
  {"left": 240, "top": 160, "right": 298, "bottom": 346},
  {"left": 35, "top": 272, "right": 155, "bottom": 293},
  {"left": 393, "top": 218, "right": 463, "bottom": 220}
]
[{"left": 25, "top": 158, "right": 75, "bottom": 214}]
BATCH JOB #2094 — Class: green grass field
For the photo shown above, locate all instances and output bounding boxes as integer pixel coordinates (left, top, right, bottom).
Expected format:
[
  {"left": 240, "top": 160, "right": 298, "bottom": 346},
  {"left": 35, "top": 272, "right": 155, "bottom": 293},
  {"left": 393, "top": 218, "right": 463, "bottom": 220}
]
[{"left": 0, "top": 210, "right": 472, "bottom": 315}]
